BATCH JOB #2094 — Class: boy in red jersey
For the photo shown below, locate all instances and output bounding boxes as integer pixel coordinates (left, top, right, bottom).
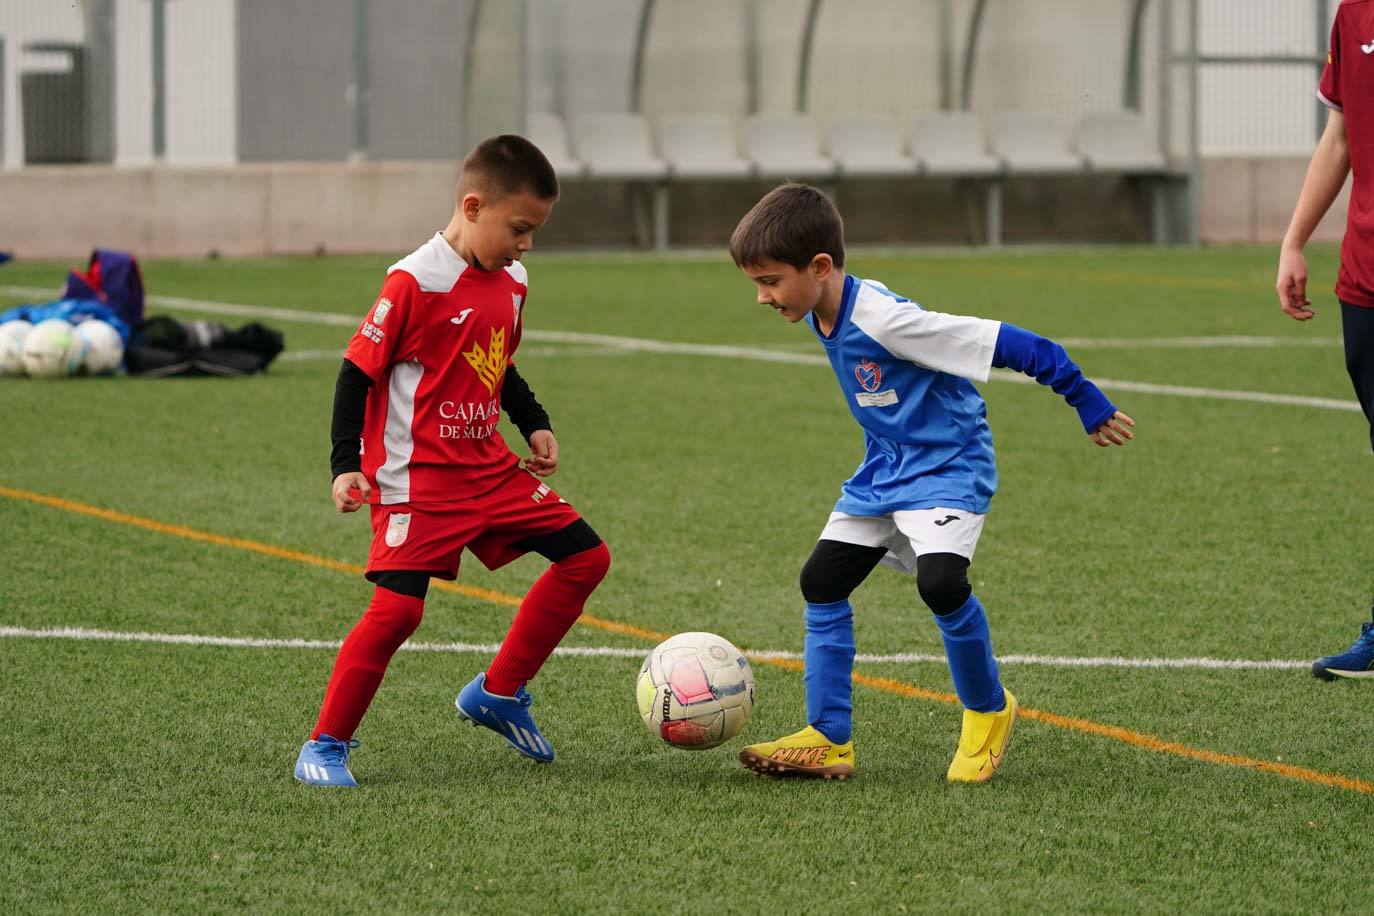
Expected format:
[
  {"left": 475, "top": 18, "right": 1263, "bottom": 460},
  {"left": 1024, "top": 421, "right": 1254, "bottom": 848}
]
[
  {"left": 295, "top": 136, "right": 611, "bottom": 786},
  {"left": 1276, "top": 0, "right": 1374, "bottom": 680}
]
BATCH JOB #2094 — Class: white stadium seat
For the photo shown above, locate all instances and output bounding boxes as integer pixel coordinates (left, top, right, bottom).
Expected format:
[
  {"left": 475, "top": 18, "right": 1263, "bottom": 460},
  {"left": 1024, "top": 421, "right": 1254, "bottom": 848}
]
[
  {"left": 910, "top": 112, "right": 1003, "bottom": 176},
  {"left": 988, "top": 113, "right": 1085, "bottom": 174},
  {"left": 569, "top": 112, "right": 670, "bottom": 181},
  {"left": 1073, "top": 112, "right": 1167, "bottom": 173},
  {"left": 525, "top": 112, "right": 587, "bottom": 179},
  {"left": 742, "top": 114, "right": 837, "bottom": 179},
  {"left": 826, "top": 113, "right": 918, "bottom": 177},
  {"left": 657, "top": 113, "right": 753, "bottom": 178}
]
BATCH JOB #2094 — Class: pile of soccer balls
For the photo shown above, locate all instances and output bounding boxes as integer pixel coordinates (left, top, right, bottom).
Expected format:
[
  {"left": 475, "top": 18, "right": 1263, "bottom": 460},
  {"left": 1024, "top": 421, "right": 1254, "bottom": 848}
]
[
  {"left": 0, "top": 318, "right": 125, "bottom": 378},
  {"left": 637, "top": 631, "right": 755, "bottom": 750}
]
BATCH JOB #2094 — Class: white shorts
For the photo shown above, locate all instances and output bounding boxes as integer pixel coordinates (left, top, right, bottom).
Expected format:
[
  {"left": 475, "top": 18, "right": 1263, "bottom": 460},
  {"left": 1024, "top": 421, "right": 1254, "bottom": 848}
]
[{"left": 818, "top": 507, "right": 987, "bottom": 575}]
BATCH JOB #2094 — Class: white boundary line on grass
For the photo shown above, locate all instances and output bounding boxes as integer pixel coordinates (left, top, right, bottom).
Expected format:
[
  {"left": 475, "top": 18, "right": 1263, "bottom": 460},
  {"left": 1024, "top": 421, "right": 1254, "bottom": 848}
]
[
  {"left": 0, "top": 625, "right": 1311, "bottom": 671},
  {"left": 1, "top": 285, "right": 1359, "bottom": 414},
  {"left": 277, "top": 345, "right": 635, "bottom": 362},
  {"left": 1057, "top": 335, "right": 1341, "bottom": 349}
]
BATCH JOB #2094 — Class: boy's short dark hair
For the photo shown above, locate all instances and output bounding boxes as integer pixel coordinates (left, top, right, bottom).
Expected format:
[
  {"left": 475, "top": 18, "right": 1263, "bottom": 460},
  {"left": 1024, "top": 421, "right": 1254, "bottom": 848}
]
[
  {"left": 729, "top": 182, "right": 845, "bottom": 270},
  {"left": 458, "top": 134, "right": 560, "bottom": 202}
]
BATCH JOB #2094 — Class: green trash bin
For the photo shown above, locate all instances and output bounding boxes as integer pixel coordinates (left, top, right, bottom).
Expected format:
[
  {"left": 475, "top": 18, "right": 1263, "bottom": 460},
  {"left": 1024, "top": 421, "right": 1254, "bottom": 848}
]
[{"left": 21, "top": 41, "right": 86, "bottom": 164}]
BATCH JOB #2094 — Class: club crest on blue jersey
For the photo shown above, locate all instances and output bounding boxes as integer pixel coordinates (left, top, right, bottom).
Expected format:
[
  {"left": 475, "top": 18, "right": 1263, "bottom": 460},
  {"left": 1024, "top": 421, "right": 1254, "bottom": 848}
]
[{"left": 854, "top": 358, "right": 882, "bottom": 392}]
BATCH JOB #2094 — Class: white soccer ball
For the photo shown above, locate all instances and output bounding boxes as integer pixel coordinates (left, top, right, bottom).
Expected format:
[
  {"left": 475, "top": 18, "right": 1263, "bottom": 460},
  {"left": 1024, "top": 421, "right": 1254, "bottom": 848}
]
[
  {"left": 637, "top": 631, "right": 755, "bottom": 750},
  {"left": 22, "top": 318, "right": 85, "bottom": 379},
  {"left": 0, "top": 320, "right": 32, "bottom": 375},
  {"left": 74, "top": 319, "right": 125, "bottom": 375}
]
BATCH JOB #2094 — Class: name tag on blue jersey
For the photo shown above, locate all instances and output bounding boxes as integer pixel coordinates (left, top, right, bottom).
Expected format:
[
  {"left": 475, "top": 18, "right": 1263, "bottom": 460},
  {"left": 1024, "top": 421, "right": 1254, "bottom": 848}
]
[{"left": 855, "top": 390, "right": 899, "bottom": 407}]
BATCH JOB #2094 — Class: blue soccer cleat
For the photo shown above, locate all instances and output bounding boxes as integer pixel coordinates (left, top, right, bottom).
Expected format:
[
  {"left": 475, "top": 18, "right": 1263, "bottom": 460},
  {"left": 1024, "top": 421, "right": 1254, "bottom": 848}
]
[
  {"left": 1312, "top": 609, "right": 1374, "bottom": 681},
  {"left": 294, "top": 734, "right": 360, "bottom": 786},
  {"left": 455, "top": 673, "right": 555, "bottom": 762}
]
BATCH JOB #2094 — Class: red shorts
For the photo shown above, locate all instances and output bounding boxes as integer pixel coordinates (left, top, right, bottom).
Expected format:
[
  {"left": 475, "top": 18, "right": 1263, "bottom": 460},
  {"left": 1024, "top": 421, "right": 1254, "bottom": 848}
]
[{"left": 366, "top": 469, "right": 583, "bottom": 579}]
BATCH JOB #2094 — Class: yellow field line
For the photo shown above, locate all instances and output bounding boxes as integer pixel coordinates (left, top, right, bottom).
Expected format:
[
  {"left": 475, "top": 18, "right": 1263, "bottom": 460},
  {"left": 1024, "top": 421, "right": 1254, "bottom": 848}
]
[
  {"left": 848, "top": 669, "right": 1374, "bottom": 796},
  {"left": 0, "top": 485, "right": 659, "bottom": 642},
  {"left": 3, "top": 484, "right": 1370, "bottom": 796}
]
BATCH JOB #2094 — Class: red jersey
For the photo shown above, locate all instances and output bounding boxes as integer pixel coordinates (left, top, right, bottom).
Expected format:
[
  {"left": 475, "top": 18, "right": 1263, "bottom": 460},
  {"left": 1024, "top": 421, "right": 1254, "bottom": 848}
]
[
  {"left": 1320, "top": 0, "right": 1374, "bottom": 307},
  {"left": 343, "top": 233, "right": 529, "bottom": 504}
]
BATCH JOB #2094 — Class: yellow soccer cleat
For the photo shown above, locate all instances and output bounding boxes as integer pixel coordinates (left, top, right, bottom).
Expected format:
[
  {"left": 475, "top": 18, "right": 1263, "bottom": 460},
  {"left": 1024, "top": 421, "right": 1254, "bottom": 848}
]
[
  {"left": 738, "top": 725, "right": 854, "bottom": 780},
  {"left": 947, "top": 689, "right": 1018, "bottom": 784}
]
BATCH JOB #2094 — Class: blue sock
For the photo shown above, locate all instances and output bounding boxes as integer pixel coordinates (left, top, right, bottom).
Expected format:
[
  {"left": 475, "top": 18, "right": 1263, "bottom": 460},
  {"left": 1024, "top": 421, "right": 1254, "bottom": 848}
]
[
  {"left": 804, "top": 599, "right": 855, "bottom": 743},
  {"left": 933, "top": 593, "right": 1005, "bottom": 713}
]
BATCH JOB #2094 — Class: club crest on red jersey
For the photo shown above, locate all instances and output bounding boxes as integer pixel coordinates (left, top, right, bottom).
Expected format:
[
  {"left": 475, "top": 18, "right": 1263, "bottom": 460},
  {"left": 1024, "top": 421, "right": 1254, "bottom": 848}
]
[
  {"left": 854, "top": 358, "right": 882, "bottom": 392},
  {"left": 463, "top": 326, "right": 508, "bottom": 395}
]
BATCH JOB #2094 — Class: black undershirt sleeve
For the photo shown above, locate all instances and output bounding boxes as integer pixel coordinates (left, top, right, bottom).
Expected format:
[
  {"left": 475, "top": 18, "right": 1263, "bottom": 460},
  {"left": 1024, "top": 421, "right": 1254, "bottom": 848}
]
[
  {"left": 331, "top": 360, "right": 550, "bottom": 479},
  {"left": 501, "top": 364, "right": 552, "bottom": 443},
  {"left": 330, "top": 358, "right": 374, "bottom": 478}
]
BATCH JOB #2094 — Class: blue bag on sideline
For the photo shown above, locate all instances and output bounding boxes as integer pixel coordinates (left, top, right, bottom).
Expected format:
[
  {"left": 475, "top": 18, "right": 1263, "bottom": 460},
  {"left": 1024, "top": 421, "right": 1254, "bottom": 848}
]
[
  {"left": 61, "top": 249, "right": 145, "bottom": 328},
  {"left": 0, "top": 299, "right": 132, "bottom": 343}
]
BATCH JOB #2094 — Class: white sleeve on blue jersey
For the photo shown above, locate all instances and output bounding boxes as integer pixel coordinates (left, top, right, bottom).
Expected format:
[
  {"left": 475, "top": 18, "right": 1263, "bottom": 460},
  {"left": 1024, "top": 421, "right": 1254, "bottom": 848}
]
[{"left": 849, "top": 283, "right": 1001, "bottom": 382}]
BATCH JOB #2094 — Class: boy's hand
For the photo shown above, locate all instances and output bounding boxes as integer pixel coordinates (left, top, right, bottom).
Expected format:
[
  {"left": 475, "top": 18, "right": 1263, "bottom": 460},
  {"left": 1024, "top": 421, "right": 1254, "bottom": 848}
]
[
  {"left": 1089, "top": 411, "right": 1135, "bottom": 447},
  {"left": 332, "top": 472, "right": 372, "bottom": 512},
  {"left": 1276, "top": 247, "right": 1315, "bottom": 321},
  {"left": 525, "top": 430, "right": 559, "bottom": 477}
]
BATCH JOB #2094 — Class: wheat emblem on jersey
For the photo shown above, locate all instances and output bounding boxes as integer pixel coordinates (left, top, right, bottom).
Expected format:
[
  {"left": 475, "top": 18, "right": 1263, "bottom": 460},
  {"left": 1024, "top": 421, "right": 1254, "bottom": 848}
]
[{"left": 463, "top": 326, "right": 508, "bottom": 395}]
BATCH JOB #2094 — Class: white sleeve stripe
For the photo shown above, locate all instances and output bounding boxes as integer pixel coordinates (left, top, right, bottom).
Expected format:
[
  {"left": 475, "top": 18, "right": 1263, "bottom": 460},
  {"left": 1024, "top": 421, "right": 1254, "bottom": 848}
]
[
  {"left": 849, "top": 286, "right": 999, "bottom": 383},
  {"left": 1317, "top": 88, "right": 1342, "bottom": 112}
]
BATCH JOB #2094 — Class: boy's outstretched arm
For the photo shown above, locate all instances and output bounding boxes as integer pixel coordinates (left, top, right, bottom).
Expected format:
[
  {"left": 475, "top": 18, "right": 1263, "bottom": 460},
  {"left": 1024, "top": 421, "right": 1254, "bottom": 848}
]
[
  {"left": 330, "top": 358, "right": 374, "bottom": 511},
  {"left": 991, "top": 324, "right": 1135, "bottom": 447},
  {"left": 501, "top": 365, "right": 559, "bottom": 476}
]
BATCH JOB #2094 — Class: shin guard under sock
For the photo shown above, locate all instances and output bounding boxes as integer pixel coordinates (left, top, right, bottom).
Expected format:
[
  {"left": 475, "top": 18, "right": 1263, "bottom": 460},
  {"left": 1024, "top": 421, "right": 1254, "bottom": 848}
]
[
  {"left": 485, "top": 542, "right": 611, "bottom": 696},
  {"left": 804, "top": 599, "right": 856, "bottom": 743},
  {"left": 312, "top": 586, "right": 425, "bottom": 740},
  {"left": 933, "top": 593, "right": 1005, "bottom": 713}
]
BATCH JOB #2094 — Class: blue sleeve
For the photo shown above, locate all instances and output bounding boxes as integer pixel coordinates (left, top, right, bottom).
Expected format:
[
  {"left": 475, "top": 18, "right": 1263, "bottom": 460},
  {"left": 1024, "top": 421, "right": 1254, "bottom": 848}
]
[{"left": 992, "top": 323, "right": 1116, "bottom": 433}]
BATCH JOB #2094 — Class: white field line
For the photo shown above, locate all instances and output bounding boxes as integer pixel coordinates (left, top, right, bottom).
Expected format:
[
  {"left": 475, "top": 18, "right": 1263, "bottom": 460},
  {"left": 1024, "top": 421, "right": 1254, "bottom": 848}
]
[
  {"left": 277, "top": 345, "right": 634, "bottom": 362},
  {"left": 771, "top": 336, "right": 1344, "bottom": 351},
  {"left": 1058, "top": 335, "right": 1341, "bottom": 349},
  {"left": 0, "top": 286, "right": 1359, "bottom": 413},
  {"left": 277, "top": 349, "right": 344, "bottom": 362},
  {"left": 0, "top": 625, "right": 1310, "bottom": 671}
]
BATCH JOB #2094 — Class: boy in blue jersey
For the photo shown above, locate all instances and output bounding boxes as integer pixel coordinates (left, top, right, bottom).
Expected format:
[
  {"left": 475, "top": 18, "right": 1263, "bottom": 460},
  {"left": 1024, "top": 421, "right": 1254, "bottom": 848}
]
[{"left": 730, "top": 184, "right": 1135, "bottom": 782}]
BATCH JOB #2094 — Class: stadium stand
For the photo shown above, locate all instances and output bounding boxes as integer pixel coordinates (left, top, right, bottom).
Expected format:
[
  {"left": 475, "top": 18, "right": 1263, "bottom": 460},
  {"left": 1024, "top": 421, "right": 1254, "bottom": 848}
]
[
  {"left": 526, "top": 112, "right": 586, "bottom": 179},
  {"left": 569, "top": 111, "right": 670, "bottom": 248},
  {"left": 544, "top": 108, "right": 1169, "bottom": 249},
  {"left": 1073, "top": 112, "right": 1167, "bottom": 173},
  {"left": 657, "top": 113, "right": 753, "bottom": 179},
  {"left": 987, "top": 113, "right": 1086, "bottom": 174},
  {"left": 826, "top": 113, "right": 918, "bottom": 178},
  {"left": 741, "top": 113, "right": 837, "bottom": 181}
]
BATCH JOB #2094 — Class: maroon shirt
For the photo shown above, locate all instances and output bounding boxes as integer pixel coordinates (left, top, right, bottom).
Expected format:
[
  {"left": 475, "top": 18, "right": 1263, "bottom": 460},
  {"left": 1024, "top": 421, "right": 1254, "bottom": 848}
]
[{"left": 1320, "top": 0, "right": 1374, "bottom": 307}]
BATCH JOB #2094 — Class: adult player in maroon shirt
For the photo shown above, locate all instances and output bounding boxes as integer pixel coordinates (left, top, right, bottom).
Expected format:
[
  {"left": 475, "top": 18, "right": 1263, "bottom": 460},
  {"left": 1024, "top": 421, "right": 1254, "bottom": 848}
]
[
  {"left": 294, "top": 136, "right": 612, "bottom": 786},
  {"left": 1277, "top": 0, "right": 1374, "bottom": 680}
]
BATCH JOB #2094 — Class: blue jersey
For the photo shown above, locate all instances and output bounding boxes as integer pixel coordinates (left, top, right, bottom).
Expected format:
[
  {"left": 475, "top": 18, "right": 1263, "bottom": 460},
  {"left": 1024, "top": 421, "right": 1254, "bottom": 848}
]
[{"left": 806, "top": 274, "right": 1002, "bottom": 516}]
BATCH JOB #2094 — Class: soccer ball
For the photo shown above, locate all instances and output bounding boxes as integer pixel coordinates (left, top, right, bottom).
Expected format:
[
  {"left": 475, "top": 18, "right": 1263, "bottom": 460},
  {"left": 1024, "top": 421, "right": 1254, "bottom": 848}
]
[
  {"left": 74, "top": 319, "right": 125, "bottom": 374},
  {"left": 22, "top": 319, "right": 86, "bottom": 378},
  {"left": 0, "top": 320, "right": 32, "bottom": 375},
  {"left": 636, "top": 631, "right": 755, "bottom": 750}
]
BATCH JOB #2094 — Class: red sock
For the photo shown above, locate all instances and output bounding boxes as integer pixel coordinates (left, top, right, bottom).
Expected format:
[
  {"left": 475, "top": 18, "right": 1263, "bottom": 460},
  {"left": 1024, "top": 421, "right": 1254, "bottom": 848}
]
[
  {"left": 311, "top": 586, "right": 425, "bottom": 740},
  {"left": 485, "top": 542, "right": 611, "bottom": 696}
]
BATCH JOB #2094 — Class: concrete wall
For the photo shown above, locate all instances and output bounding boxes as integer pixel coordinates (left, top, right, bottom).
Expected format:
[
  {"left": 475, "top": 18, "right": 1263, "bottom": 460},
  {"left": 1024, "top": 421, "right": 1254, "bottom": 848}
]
[
  {"left": 1200, "top": 156, "right": 1348, "bottom": 244},
  {"left": 0, "top": 161, "right": 459, "bottom": 259},
  {"left": 0, "top": 156, "right": 1343, "bottom": 260}
]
